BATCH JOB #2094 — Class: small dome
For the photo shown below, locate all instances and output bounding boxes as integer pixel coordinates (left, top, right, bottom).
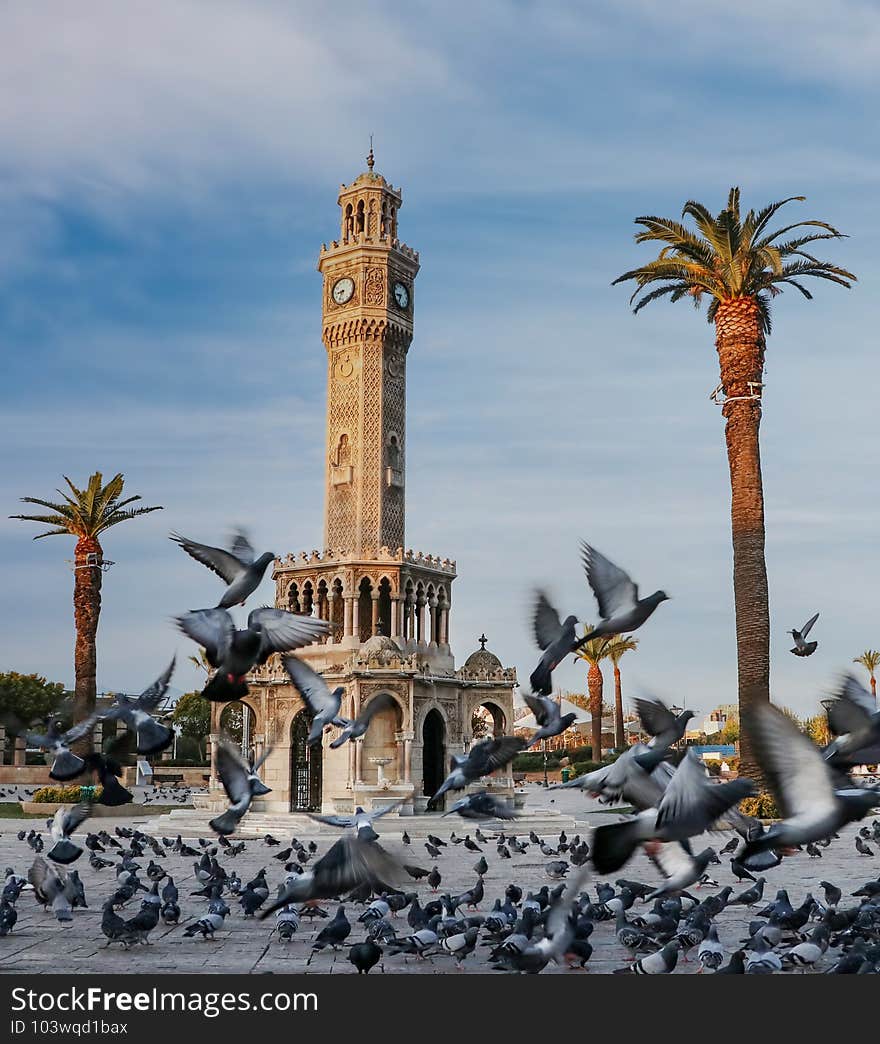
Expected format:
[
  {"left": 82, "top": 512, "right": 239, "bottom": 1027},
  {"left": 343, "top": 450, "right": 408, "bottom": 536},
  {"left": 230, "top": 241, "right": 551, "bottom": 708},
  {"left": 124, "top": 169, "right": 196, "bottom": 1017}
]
[
  {"left": 360, "top": 632, "right": 401, "bottom": 658},
  {"left": 464, "top": 642, "right": 502, "bottom": 672}
]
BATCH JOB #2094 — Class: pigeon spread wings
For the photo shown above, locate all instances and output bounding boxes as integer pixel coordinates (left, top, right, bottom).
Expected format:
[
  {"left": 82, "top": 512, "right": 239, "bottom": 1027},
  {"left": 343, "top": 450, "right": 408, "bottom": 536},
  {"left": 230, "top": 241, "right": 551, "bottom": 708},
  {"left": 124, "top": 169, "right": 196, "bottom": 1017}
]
[
  {"left": 633, "top": 696, "right": 676, "bottom": 738},
  {"left": 523, "top": 691, "right": 555, "bottom": 727},
  {"left": 283, "top": 655, "right": 337, "bottom": 715},
  {"left": 581, "top": 543, "right": 638, "bottom": 619},
  {"left": 215, "top": 742, "right": 252, "bottom": 806},
  {"left": 249, "top": 608, "right": 330, "bottom": 661},
  {"left": 177, "top": 609, "right": 235, "bottom": 667},
  {"left": 799, "top": 612, "right": 819, "bottom": 639},
  {"left": 170, "top": 533, "right": 247, "bottom": 583},
  {"left": 826, "top": 674, "right": 876, "bottom": 736}
]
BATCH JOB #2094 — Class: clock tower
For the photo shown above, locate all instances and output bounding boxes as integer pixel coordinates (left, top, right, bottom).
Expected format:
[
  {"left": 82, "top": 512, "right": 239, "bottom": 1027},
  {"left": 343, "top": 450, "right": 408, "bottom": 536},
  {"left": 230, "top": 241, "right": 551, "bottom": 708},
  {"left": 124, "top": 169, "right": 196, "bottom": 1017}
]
[{"left": 318, "top": 147, "right": 419, "bottom": 555}]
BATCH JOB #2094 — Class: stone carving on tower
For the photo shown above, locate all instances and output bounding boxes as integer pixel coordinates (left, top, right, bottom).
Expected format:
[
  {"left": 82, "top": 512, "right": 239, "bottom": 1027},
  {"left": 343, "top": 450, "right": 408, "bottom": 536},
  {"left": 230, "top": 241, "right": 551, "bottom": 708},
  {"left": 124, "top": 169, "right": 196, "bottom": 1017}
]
[{"left": 201, "top": 149, "right": 516, "bottom": 820}]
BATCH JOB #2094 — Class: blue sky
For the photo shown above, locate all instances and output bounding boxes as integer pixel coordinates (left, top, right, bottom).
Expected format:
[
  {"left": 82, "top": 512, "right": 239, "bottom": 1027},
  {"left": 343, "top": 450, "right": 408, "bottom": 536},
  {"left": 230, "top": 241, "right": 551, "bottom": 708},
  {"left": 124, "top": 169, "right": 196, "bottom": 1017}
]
[{"left": 1, "top": 1, "right": 878, "bottom": 718}]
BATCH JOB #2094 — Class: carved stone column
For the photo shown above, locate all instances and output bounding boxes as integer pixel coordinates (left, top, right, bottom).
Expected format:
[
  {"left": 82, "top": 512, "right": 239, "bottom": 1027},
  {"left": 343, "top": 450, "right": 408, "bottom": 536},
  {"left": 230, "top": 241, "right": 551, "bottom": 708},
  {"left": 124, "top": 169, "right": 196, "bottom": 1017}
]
[
  {"left": 416, "top": 594, "right": 426, "bottom": 644},
  {"left": 371, "top": 593, "right": 380, "bottom": 636},
  {"left": 0, "top": 725, "right": 5, "bottom": 766},
  {"left": 347, "top": 739, "right": 356, "bottom": 790},
  {"left": 390, "top": 596, "right": 401, "bottom": 640},
  {"left": 403, "top": 733, "right": 413, "bottom": 784},
  {"left": 13, "top": 736, "right": 25, "bottom": 767},
  {"left": 439, "top": 606, "right": 449, "bottom": 647},
  {"left": 344, "top": 596, "right": 354, "bottom": 637},
  {"left": 354, "top": 737, "right": 364, "bottom": 785},
  {"left": 208, "top": 733, "right": 221, "bottom": 790},
  {"left": 428, "top": 594, "right": 438, "bottom": 647}
]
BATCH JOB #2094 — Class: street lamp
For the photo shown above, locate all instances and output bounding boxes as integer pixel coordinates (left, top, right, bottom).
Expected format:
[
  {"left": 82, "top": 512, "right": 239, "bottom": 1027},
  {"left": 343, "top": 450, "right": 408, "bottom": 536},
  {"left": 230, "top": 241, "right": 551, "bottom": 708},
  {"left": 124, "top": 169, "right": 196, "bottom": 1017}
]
[{"left": 542, "top": 737, "right": 549, "bottom": 788}]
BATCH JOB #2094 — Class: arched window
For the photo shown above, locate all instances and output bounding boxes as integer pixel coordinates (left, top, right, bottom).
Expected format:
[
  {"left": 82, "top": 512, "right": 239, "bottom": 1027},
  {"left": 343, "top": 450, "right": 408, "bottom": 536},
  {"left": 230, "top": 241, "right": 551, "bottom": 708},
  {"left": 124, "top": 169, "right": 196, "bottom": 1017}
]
[{"left": 356, "top": 199, "right": 365, "bottom": 234}]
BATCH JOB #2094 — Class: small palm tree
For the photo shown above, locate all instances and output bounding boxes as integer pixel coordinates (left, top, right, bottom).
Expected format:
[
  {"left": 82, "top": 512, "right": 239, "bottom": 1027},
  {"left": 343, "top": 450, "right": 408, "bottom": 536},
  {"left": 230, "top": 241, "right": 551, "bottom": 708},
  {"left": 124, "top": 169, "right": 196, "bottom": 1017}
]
[
  {"left": 11, "top": 472, "right": 162, "bottom": 734},
  {"left": 573, "top": 627, "right": 613, "bottom": 761},
  {"left": 614, "top": 189, "right": 855, "bottom": 780},
  {"left": 605, "top": 635, "right": 639, "bottom": 749},
  {"left": 854, "top": 650, "right": 880, "bottom": 701}
]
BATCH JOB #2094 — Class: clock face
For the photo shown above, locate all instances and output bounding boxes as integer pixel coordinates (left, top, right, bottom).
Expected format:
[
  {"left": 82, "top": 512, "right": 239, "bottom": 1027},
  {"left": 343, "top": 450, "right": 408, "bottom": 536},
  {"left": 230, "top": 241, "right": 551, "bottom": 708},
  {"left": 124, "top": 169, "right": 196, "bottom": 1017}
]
[
  {"left": 393, "top": 281, "right": 410, "bottom": 309},
  {"left": 331, "top": 276, "right": 355, "bottom": 305}
]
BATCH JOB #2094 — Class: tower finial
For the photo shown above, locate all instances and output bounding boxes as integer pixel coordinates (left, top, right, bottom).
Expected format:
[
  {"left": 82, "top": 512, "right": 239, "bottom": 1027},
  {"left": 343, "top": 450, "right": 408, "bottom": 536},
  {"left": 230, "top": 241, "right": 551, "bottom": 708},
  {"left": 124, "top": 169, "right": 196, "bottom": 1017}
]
[
  {"left": 366, "top": 135, "right": 375, "bottom": 171},
  {"left": 479, "top": 633, "right": 488, "bottom": 650}
]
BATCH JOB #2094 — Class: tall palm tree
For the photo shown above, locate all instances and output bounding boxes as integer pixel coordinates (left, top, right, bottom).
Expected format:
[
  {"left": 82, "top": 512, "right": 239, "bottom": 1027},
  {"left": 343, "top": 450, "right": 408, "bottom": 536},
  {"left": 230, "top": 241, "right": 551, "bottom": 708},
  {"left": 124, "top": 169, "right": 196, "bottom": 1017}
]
[
  {"left": 573, "top": 628, "right": 613, "bottom": 761},
  {"left": 854, "top": 649, "right": 880, "bottom": 701},
  {"left": 613, "top": 189, "right": 855, "bottom": 779},
  {"left": 11, "top": 472, "right": 162, "bottom": 736},
  {"left": 605, "top": 635, "right": 639, "bottom": 750}
]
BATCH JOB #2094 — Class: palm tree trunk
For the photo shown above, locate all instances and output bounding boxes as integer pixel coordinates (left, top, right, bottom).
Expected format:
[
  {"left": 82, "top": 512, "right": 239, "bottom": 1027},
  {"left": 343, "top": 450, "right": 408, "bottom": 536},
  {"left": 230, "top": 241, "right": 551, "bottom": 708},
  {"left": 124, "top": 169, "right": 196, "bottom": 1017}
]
[
  {"left": 588, "top": 662, "right": 604, "bottom": 761},
  {"left": 72, "top": 536, "right": 102, "bottom": 749},
  {"left": 715, "top": 298, "right": 769, "bottom": 784},
  {"left": 871, "top": 674, "right": 877, "bottom": 700},
  {"left": 613, "top": 663, "right": 625, "bottom": 750}
]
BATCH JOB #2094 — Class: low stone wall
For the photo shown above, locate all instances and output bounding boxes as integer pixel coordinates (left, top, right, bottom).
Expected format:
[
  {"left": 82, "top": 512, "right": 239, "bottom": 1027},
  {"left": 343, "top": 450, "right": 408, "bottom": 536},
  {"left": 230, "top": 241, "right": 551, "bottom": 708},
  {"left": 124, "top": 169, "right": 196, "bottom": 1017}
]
[
  {"left": 0, "top": 767, "right": 55, "bottom": 785},
  {"left": 0, "top": 765, "right": 209, "bottom": 788},
  {"left": 20, "top": 802, "right": 161, "bottom": 817}
]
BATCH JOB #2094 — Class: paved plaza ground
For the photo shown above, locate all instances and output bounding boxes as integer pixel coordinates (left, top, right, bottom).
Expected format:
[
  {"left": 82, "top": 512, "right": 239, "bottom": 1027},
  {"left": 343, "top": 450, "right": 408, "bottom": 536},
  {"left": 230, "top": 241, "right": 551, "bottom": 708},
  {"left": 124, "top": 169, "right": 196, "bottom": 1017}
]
[{"left": 0, "top": 784, "right": 875, "bottom": 975}]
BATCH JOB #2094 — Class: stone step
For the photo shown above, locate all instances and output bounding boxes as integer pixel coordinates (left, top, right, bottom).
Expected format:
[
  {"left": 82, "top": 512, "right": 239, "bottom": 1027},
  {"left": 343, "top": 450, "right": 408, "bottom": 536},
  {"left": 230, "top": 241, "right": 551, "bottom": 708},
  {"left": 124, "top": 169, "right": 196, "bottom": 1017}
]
[{"left": 139, "top": 806, "right": 579, "bottom": 839}]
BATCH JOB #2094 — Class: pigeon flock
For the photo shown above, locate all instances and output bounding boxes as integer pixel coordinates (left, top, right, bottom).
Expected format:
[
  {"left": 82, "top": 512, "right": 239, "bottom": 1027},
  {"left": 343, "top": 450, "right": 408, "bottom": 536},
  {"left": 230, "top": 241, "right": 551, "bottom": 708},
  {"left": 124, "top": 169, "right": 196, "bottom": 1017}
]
[{"left": 2, "top": 533, "right": 880, "bottom": 975}]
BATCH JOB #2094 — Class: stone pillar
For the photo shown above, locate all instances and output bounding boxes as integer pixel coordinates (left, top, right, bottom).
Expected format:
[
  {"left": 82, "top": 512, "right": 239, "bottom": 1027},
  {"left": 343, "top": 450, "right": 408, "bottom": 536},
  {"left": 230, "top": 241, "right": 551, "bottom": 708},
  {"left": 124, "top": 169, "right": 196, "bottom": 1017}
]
[
  {"left": 13, "top": 736, "right": 25, "bottom": 767},
  {"left": 208, "top": 733, "right": 221, "bottom": 790},
  {"left": 347, "top": 739, "right": 356, "bottom": 789},
  {"left": 0, "top": 724, "right": 6, "bottom": 766},
  {"left": 371, "top": 594, "right": 380, "bottom": 636},
  {"left": 428, "top": 595, "right": 438, "bottom": 647},
  {"left": 439, "top": 606, "right": 449, "bottom": 646},
  {"left": 253, "top": 733, "right": 264, "bottom": 765},
  {"left": 352, "top": 598, "right": 360, "bottom": 642},
  {"left": 404, "top": 734, "right": 413, "bottom": 784},
  {"left": 390, "top": 597, "right": 401, "bottom": 640},
  {"left": 354, "top": 737, "right": 364, "bottom": 785},
  {"left": 416, "top": 594, "right": 426, "bottom": 643},
  {"left": 344, "top": 596, "right": 354, "bottom": 637}
]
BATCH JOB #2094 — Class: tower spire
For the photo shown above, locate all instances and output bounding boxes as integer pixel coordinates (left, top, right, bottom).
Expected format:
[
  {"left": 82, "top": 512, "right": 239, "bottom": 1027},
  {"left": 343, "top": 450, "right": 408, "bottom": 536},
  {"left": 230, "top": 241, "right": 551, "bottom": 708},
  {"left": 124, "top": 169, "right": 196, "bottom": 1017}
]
[{"left": 366, "top": 135, "right": 375, "bottom": 171}]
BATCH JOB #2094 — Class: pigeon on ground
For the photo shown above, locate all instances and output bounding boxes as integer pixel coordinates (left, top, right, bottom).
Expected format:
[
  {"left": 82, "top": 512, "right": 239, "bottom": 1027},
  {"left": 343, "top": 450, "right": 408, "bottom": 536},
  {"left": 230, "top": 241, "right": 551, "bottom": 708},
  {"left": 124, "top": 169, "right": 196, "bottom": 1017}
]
[
  {"left": 443, "top": 791, "right": 517, "bottom": 821},
  {"left": 614, "top": 940, "right": 680, "bottom": 975},
  {"left": 575, "top": 543, "right": 669, "bottom": 646},
  {"left": 178, "top": 609, "right": 329, "bottom": 703},
  {"left": 856, "top": 836, "right": 875, "bottom": 856},
  {"left": 275, "top": 905, "right": 300, "bottom": 941},
  {"left": 348, "top": 940, "right": 382, "bottom": 974},
  {"left": 521, "top": 691, "right": 578, "bottom": 749},
  {"left": 28, "top": 857, "right": 75, "bottom": 923},
  {"left": 739, "top": 703, "right": 880, "bottom": 860},
  {"left": 427, "top": 736, "right": 526, "bottom": 809},
  {"left": 47, "top": 802, "right": 92, "bottom": 865},
  {"left": 257, "top": 837, "right": 401, "bottom": 917},
  {"left": 788, "top": 612, "right": 819, "bottom": 657},
  {"left": 101, "top": 660, "right": 176, "bottom": 754},
  {"left": 307, "top": 799, "right": 406, "bottom": 842},
  {"left": 208, "top": 739, "right": 273, "bottom": 836},
  {"left": 170, "top": 530, "right": 274, "bottom": 609},
  {"left": 697, "top": 925, "right": 725, "bottom": 972},
  {"left": 529, "top": 592, "right": 578, "bottom": 696},
  {"left": 183, "top": 909, "right": 227, "bottom": 940},
  {"left": 308, "top": 906, "right": 351, "bottom": 959}
]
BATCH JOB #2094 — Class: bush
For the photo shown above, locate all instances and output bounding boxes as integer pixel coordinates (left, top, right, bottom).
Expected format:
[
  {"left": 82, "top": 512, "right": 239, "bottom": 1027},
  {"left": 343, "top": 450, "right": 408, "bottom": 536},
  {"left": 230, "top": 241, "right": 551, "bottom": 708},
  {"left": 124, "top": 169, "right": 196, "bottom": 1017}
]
[
  {"left": 31, "top": 784, "right": 103, "bottom": 804},
  {"left": 739, "top": 792, "right": 779, "bottom": 819}
]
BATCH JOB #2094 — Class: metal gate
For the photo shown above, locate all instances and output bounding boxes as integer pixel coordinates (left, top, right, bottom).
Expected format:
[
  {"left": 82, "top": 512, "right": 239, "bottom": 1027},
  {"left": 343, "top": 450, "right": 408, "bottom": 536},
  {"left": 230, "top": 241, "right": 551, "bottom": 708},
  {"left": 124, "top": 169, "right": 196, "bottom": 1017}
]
[{"left": 290, "top": 709, "right": 322, "bottom": 811}]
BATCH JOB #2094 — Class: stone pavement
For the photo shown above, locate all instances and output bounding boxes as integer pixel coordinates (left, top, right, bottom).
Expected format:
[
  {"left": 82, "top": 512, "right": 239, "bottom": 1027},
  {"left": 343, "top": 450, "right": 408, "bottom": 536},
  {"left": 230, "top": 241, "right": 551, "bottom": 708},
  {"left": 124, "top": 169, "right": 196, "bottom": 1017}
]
[{"left": 0, "top": 784, "right": 877, "bottom": 975}]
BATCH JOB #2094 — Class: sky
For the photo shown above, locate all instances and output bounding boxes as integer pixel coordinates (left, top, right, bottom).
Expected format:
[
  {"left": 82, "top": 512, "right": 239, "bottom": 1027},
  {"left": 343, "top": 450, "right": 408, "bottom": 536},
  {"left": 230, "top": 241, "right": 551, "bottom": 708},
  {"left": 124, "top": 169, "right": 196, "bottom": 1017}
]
[{"left": 1, "top": 1, "right": 878, "bottom": 720}]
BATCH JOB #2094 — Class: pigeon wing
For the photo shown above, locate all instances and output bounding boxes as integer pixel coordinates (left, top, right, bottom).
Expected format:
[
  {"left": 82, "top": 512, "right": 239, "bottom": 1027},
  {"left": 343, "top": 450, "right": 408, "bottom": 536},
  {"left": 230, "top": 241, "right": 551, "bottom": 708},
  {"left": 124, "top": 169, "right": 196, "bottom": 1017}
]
[
  {"left": 170, "top": 533, "right": 245, "bottom": 583},
  {"left": 248, "top": 608, "right": 330, "bottom": 662},
  {"left": 646, "top": 841, "right": 694, "bottom": 882},
  {"left": 467, "top": 736, "right": 526, "bottom": 777},
  {"left": 533, "top": 592, "right": 563, "bottom": 650},
  {"left": 800, "top": 612, "right": 820, "bottom": 639},
  {"left": 63, "top": 711, "right": 104, "bottom": 745},
  {"left": 581, "top": 543, "right": 639, "bottom": 619},
  {"left": 176, "top": 609, "right": 234, "bottom": 668},
  {"left": 228, "top": 531, "right": 256, "bottom": 565},
  {"left": 311, "top": 837, "right": 402, "bottom": 898},
  {"left": 136, "top": 657, "right": 176, "bottom": 711},
  {"left": 62, "top": 801, "right": 93, "bottom": 837},
  {"left": 744, "top": 703, "right": 837, "bottom": 822},
  {"left": 215, "top": 742, "right": 252, "bottom": 807},
  {"left": 366, "top": 797, "right": 408, "bottom": 821},
  {"left": 307, "top": 814, "right": 355, "bottom": 828},
  {"left": 825, "top": 674, "right": 875, "bottom": 736},
  {"left": 633, "top": 696, "right": 676, "bottom": 739},
  {"left": 655, "top": 751, "right": 755, "bottom": 835},
  {"left": 354, "top": 691, "right": 397, "bottom": 729}
]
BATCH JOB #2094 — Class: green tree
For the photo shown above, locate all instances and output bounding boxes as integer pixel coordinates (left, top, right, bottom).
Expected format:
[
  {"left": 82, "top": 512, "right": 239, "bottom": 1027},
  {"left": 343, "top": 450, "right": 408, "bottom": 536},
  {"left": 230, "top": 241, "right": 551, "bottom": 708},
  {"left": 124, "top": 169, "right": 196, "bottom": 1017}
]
[
  {"left": 11, "top": 472, "right": 162, "bottom": 738},
  {"left": 573, "top": 628, "right": 613, "bottom": 761},
  {"left": 605, "top": 635, "right": 639, "bottom": 749},
  {"left": 719, "top": 716, "right": 740, "bottom": 745},
  {"left": 172, "top": 690, "right": 211, "bottom": 761},
  {"left": 803, "top": 713, "right": 830, "bottom": 747},
  {"left": 0, "top": 672, "right": 67, "bottom": 723},
  {"left": 854, "top": 650, "right": 880, "bottom": 701},
  {"left": 613, "top": 190, "right": 855, "bottom": 780}
]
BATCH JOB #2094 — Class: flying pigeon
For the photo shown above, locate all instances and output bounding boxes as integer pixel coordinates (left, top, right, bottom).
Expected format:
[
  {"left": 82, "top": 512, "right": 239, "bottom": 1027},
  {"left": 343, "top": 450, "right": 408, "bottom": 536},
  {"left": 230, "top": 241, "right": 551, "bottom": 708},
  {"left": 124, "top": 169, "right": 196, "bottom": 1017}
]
[
  {"left": 632, "top": 695, "right": 695, "bottom": 751},
  {"left": 177, "top": 608, "right": 329, "bottom": 702},
  {"left": 46, "top": 801, "right": 93, "bottom": 866},
  {"left": 281, "top": 655, "right": 348, "bottom": 743},
  {"left": 738, "top": 702, "right": 880, "bottom": 860},
  {"left": 521, "top": 691, "right": 578, "bottom": 749},
  {"left": 101, "top": 659, "right": 176, "bottom": 754},
  {"left": 208, "top": 739, "right": 274, "bottom": 836},
  {"left": 307, "top": 799, "right": 407, "bottom": 842},
  {"left": 529, "top": 592, "right": 578, "bottom": 696},
  {"left": 822, "top": 674, "right": 880, "bottom": 768},
  {"left": 23, "top": 714, "right": 102, "bottom": 781},
  {"left": 170, "top": 530, "right": 275, "bottom": 609},
  {"left": 83, "top": 733, "right": 135, "bottom": 807},
  {"left": 442, "top": 791, "right": 517, "bottom": 820},
  {"left": 788, "top": 612, "right": 819, "bottom": 656},
  {"left": 574, "top": 543, "right": 669, "bottom": 646},
  {"left": 427, "top": 736, "right": 526, "bottom": 809},
  {"left": 329, "top": 692, "right": 398, "bottom": 749},
  {"left": 258, "top": 836, "right": 401, "bottom": 917}
]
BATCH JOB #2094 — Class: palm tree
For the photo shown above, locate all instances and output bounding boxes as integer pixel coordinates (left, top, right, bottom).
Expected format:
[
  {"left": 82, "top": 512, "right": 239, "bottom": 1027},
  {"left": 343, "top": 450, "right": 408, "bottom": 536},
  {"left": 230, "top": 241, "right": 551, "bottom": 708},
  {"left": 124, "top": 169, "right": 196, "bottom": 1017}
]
[
  {"left": 613, "top": 189, "right": 855, "bottom": 779},
  {"left": 605, "top": 635, "right": 639, "bottom": 750},
  {"left": 854, "top": 649, "right": 880, "bottom": 701},
  {"left": 11, "top": 472, "right": 162, "bottom": 736},
  {"left": 573, "top": 628, "right": 613, "bottom": 761}
]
